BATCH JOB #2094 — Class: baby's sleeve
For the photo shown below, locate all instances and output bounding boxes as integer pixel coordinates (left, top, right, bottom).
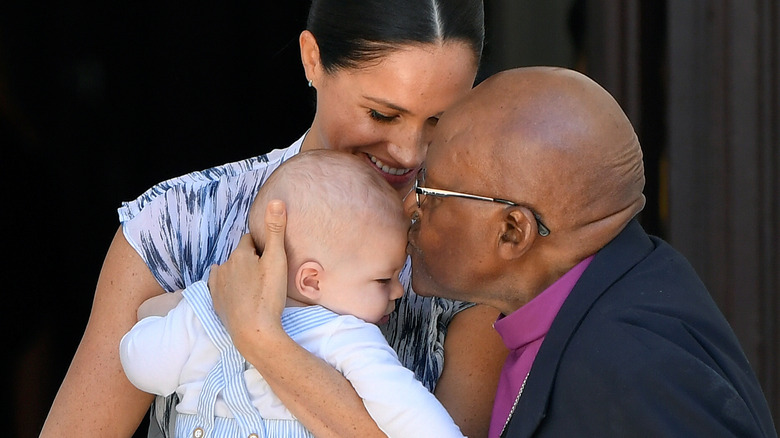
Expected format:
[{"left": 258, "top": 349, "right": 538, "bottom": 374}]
[
  {"left": 119, "top": 300, "right": 197, "bottom": 396},
  {"left": 315, "top": 317, "right": 466, "bottom": 438}
]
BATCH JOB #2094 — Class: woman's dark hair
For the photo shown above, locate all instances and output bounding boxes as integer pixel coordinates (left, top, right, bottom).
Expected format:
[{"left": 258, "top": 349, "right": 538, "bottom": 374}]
[{"left": 307, "top": 0, "right": 484, "bottom": 73}]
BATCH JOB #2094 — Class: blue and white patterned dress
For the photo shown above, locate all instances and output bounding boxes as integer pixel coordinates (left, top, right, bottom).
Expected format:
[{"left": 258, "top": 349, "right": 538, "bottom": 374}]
[{"left": 118, "top": 133, "right": 474, "bottom": 436}]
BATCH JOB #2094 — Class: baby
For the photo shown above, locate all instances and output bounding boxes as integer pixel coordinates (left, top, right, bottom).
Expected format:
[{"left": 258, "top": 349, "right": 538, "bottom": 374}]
[{"left": 120, "top": 150, "right": 464, "bottom": 438}]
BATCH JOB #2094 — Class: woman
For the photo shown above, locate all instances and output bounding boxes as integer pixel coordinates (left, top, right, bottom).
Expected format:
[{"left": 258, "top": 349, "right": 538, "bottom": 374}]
[{"left": 42, "top": 1, "right": 507, "bottom": 436}]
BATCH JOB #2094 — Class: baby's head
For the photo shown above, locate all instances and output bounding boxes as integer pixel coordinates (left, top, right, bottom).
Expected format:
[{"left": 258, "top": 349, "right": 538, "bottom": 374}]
[{"left": 248, "top": 150, "right": 409, "bottom": 324}]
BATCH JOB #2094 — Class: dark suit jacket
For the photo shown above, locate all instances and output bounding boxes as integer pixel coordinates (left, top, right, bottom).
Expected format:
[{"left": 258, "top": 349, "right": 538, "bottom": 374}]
[{"left": 503, "top": 220, "right": 777, "bottom": 437}]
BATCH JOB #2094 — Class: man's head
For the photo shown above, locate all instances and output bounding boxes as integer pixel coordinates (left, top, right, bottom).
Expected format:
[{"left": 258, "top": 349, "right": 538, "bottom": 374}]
[
  {"left": 249, "top": 150, "right": 408, "bottom": 323},
  {"left": 405, "top": 66, "right": 646, "bottom": 314}
]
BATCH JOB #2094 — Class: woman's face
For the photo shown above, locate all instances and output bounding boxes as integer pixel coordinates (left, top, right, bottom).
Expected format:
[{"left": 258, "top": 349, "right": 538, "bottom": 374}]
[{"left": 302, "top": 39, "right": 478, "bottom": 195}]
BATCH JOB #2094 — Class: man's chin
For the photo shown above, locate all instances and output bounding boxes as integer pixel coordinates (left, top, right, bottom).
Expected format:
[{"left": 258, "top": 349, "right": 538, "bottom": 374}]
[
  {"left": 409, "top": 257, "right": 451, "bottom": 298},
  {"left": 410, "top": 276, "right": 438, "bottom": 298},
  {"left": 411, "top": 273, "right": 469, "bottom": 302}
]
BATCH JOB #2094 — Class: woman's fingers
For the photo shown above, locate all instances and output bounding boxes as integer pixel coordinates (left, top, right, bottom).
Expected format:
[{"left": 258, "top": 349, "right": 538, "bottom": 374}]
[
  {"left": 261, "top": 199, "right": 288, "bottom": 275},
  {"left": 209, "top": 201, "right": 289, "bottom": 345},
  {"left": 256, "top": 200, "right": 289, "bottom": 313}
]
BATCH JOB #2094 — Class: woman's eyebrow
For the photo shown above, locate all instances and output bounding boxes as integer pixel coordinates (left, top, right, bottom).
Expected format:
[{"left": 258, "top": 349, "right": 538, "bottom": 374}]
[{"left": 364, "top": 96, "right": 411, "bottom": 114}]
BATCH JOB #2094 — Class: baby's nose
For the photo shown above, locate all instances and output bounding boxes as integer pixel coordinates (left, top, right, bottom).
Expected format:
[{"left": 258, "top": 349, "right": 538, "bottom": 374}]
[{"left": 390, "top": 281, "right": 404, "bottom": 300}]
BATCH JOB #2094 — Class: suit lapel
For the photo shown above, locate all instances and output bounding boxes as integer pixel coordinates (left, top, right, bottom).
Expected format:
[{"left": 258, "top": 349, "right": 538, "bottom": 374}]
[{"left": 502, "top": 220, "right": 655, "bottom": 437}]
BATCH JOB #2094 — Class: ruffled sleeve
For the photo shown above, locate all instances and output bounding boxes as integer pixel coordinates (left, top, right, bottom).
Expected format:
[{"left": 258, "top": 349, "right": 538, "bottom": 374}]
[{"left": 118, "top": 140, "right": 302, "bottom": 291}]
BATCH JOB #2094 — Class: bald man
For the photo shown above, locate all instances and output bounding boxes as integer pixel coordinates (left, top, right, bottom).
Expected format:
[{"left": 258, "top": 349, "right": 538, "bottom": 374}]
[{"left": 405, "top": 67, "right": 776, "bottom": 437}]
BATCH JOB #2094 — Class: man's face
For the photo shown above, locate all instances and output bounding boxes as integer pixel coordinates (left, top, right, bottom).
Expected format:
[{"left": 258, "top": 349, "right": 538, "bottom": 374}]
[{"left": 404, "top": 135, "right": 506, "bottom": 302}]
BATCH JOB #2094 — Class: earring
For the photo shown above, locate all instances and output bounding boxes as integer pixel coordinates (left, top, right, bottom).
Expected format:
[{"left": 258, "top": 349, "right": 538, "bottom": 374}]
[{"left": 307, "top": 79, "right": 313, "bottom": 88}]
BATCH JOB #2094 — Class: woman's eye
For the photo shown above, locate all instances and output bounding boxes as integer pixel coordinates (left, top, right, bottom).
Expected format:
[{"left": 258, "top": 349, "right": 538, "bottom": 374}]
[
  {"left": 427, "top": 116, "right": 440, "bottom": 126},
  {"left": 369, "top": 109, "right": 396, "bottom": 122}
]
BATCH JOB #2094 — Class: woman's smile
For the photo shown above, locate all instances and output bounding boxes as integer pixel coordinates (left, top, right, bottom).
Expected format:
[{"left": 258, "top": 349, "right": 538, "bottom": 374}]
[{"left": 364, "top": 153, "right": 417, "bottom": 189}]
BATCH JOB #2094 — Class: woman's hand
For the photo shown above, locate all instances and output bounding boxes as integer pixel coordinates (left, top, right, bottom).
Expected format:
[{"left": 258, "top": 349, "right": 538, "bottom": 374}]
[
  {"left": 209, "top": 200, "right": 289, "bottom": 351},
  {"left": 208, "top": 200, "right": 384, "bottom": 438}
]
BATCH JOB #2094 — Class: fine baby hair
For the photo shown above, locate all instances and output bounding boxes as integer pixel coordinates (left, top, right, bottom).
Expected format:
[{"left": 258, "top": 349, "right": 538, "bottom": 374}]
[{"left": 249, "top": 149, "right": 407, "bottom": 266}]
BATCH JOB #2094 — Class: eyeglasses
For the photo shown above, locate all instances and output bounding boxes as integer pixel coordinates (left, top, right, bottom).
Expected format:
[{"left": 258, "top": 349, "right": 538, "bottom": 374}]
[{"left": 412, "top": 169, "right": 551, "bottom": 237}]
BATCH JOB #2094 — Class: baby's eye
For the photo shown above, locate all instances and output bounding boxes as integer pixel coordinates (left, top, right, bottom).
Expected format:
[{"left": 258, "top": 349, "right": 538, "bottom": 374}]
[
  {"left": 369, "top": 109, "right": 396, "bottom": 123},
  {"left": 376, "top": 278, "right": 392, "bottom": 285}
]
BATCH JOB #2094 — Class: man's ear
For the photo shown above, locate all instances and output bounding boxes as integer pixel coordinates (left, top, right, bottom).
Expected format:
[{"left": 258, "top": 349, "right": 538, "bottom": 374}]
[
  {"left": 498, "top": 208, "right": 536, "bottom": 260},
  {"left": 295, "top": 260, "right": 324, "bottom": 302},
  {"left": 299, "top": 30, "right": 322, "bottom": 87}
]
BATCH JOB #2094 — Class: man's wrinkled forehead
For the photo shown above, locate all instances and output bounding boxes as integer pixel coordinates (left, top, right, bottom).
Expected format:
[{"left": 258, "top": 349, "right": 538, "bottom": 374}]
[{"left": 424, "top": 129, "right": 478, "bottom": 184}]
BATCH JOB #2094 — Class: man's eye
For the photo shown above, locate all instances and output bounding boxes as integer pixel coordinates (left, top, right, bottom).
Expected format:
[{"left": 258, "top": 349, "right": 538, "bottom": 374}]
[{"left": 369, "top": 109, "right": 396, "bottom": 122}]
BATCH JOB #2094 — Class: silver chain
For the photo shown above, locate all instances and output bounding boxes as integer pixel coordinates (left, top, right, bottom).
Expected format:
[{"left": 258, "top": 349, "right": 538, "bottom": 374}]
[{"left": 499, "top": 371, "right": 530, "bottom": 437}]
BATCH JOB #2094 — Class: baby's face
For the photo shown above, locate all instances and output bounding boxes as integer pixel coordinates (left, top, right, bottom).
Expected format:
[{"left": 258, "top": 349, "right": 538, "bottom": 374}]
[{"left": 317, "top": 222, "right": 408, "bottom": 324}]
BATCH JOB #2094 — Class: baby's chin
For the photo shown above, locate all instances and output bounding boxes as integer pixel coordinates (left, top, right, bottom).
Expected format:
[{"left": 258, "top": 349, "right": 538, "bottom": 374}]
[{"left": 376, "top": 314, "right": 391, "bottom": 325}]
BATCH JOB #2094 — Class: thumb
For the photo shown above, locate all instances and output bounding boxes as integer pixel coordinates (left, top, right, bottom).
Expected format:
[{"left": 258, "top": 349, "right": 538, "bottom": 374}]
[{"left": 263, "top": 199, "right": 287, "bottom": 260}]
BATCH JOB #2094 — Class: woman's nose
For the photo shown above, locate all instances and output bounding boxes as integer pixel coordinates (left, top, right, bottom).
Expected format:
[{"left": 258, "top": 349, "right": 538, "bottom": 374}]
[{"left": 387, "top": 124, "right": 428, "bottom": 169}]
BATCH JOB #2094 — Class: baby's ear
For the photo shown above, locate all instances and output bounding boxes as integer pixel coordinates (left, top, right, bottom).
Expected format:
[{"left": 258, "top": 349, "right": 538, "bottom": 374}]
[{"left": 296, "top": 261, "right": 324, "bottom": 301}]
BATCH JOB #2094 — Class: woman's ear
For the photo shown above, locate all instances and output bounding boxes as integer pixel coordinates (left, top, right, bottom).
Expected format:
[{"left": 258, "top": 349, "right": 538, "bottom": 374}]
[
  {"left": 295, "top": 260, "right": 324, "bottom": 302},
  {"left": 299, "top": 30, "right": 322, "bottom": 87},
  {"left": 497, "top": 208, "right": 536, "bottom": 260}
]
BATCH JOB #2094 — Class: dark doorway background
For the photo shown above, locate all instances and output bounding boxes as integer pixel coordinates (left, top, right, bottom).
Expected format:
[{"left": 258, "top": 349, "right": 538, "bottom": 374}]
[
  {"left": 3, "top": 3, "right": 315, "bottom": 436},
  {"left": 4, "top": 1, "right": 777, "bottom": 436}
]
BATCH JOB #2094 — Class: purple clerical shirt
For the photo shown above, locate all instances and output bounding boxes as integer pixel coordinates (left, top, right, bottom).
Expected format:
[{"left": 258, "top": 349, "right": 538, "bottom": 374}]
[{"left": 488, "top": 255, "right": 594, "bottom": 437}]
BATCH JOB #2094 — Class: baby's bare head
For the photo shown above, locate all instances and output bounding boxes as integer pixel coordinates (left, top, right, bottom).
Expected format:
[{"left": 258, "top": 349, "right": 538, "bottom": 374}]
[{"left": 249, "top": 150, "right": 407, "bottom": 267}]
